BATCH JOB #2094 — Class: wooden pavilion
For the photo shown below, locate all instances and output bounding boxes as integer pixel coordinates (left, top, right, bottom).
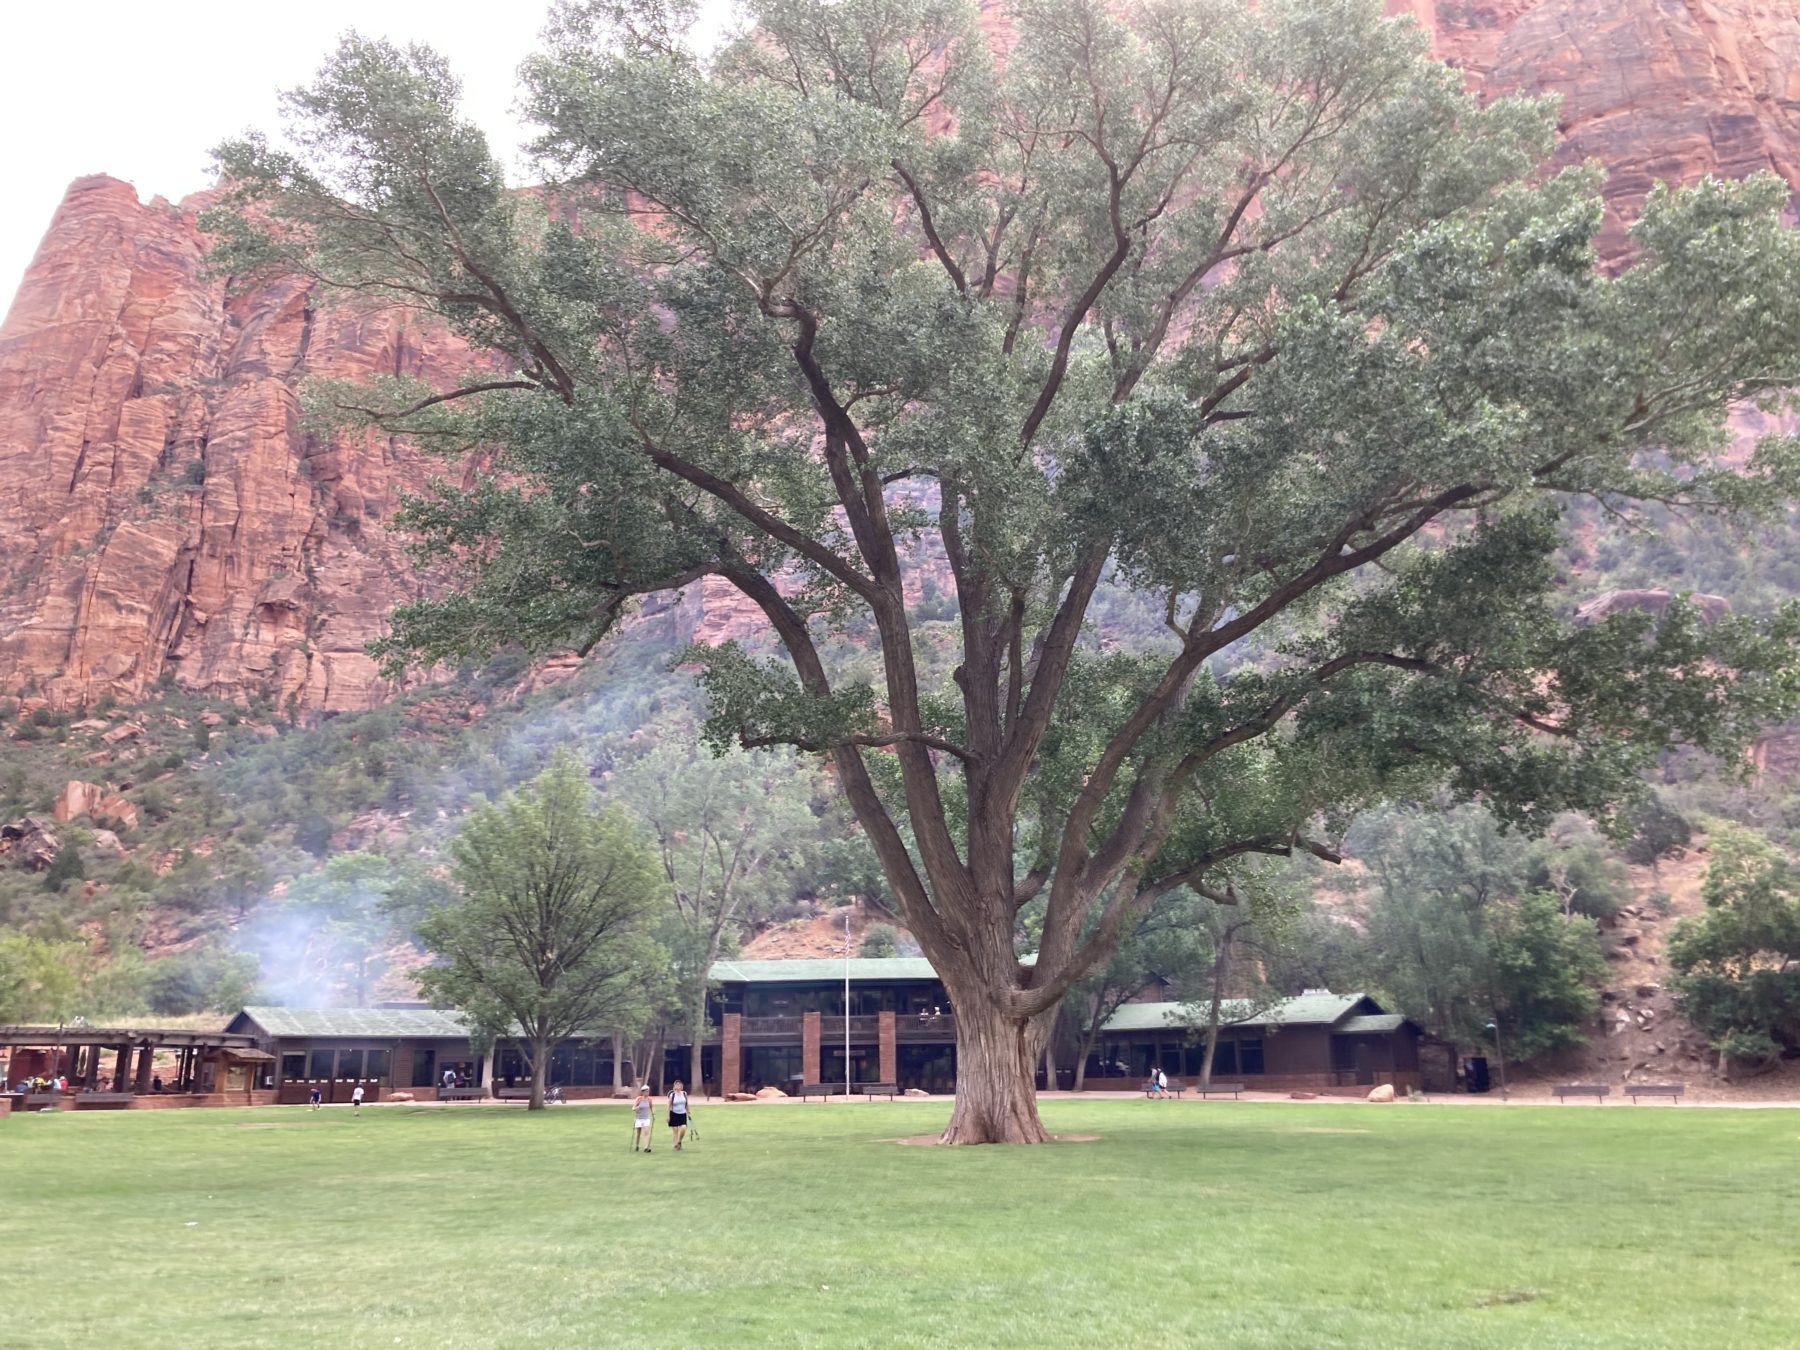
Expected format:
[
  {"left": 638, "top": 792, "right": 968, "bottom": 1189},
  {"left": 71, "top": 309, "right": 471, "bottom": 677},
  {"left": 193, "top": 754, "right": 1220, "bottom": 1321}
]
[{"left": 0, "top": 1023, "right": 271, "bottom": 1111}]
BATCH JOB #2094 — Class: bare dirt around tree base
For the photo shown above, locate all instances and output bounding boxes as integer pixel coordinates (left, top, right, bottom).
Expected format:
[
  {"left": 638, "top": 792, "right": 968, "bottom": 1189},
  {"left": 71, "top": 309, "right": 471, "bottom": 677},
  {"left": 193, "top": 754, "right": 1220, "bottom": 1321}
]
[{"left": 891, "top": 1132, "right": 1100, "bottom": 1145}]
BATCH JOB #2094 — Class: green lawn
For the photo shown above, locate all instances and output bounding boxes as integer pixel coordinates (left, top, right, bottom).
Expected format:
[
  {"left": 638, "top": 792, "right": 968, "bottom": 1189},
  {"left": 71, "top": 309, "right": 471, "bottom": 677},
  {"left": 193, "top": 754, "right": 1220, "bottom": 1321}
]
[{"left": 4, "top": 1098, "right": 1796, "bottom": 1348}]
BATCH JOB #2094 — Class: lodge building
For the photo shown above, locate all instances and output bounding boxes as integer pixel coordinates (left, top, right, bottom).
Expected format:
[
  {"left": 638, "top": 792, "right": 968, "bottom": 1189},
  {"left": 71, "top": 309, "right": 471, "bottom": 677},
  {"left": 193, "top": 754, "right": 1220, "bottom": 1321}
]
[{"left": 4, "top": 958, "right": 1437, "bottom": 1108}]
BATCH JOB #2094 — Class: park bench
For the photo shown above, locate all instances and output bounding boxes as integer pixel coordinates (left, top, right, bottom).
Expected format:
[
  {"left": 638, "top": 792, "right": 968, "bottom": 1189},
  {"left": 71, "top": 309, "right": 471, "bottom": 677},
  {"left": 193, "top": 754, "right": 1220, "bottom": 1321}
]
[
  {"left": 1141, "top": 1080, "right": 1188, "bottom": 1098},
  {"left": 1625, "top": 1083, "right": 1685, "bottom": 1104},
  {"left": 73, "top": 1093, "right": 135, "bottom": 1110},
  {"left": 1195, "top": 1082, "right": 1244, "bottom": 1099},
  {"left": 797, "top": 1083, "right": 836, "bottom": 1101},
  {"left": 856, "top": 1082, "right": 898, "bottom": 1100},
  {"left": 20, "top": 1094, "right": 65, "bottom": 1109},
  {"left": 1553, "top": 1084, "right": 1610, "bottom": 1103},
  {"left": 495, "top": 1088, "right": 534, "bottom": 1101},
  {"left": 439, "top": 1086, "right": 486, "bottom": 1102}
]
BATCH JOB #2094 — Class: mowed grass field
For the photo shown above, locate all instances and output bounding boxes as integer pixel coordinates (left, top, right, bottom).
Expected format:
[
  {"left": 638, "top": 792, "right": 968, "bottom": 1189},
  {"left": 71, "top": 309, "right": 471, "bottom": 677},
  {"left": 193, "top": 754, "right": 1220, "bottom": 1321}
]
[{"left": 4, "top": 1098, "right": 1797, "bottom": 1348}]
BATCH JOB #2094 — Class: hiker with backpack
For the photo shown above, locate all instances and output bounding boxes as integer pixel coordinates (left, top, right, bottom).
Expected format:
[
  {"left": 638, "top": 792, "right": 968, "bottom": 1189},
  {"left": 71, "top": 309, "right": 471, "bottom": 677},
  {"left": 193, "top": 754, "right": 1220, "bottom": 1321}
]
[{"left": 667, "top": 1079, "right": 691, "bottom": 1151}]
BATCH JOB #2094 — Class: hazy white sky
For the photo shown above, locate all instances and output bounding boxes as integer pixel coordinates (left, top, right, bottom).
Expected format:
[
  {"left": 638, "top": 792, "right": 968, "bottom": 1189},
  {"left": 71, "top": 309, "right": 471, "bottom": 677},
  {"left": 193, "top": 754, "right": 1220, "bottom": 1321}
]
[{"left": 0, "top": 0, "right": 731, "bottom": 319}]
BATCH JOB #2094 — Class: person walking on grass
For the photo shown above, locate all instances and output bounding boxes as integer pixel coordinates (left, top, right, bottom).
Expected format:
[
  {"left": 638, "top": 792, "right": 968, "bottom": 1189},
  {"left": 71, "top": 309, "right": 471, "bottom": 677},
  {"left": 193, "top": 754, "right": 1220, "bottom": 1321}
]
[
  {"left": 632, "top": 1085, "right": 654, "bottom": 1153},
  {"left": 668, "top": 1079, "right": 691, "bottom": 1151},
  {"left": 309, "top": 1085, "right": 323, "bottom": 1111},
  {"left": 352, "top": 1083, "right": 365, "bottom": 1116}
]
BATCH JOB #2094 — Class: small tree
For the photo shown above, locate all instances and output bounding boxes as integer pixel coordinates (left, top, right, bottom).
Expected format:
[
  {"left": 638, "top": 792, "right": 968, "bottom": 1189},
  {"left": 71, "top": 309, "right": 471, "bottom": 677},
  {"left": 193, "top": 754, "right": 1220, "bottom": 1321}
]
[
  {"left": 860, "top": 923, "right": 902, "bottom": 958},
  {"left": 1357, "top": 805, "right": 1604, "bottom": 1058},
  {"left": 1669, "top": 824, "right": 1800, "bottom": 1075},
  {"left": 419, "top": 751, "right": 666, "bottom": 1108},
  {"left": 1624, "top": 798, "right": 1693, "bottom": 873},
  {"left": 1065, "top": 887, "right": 1213, "bottom": 1089},
  {"left": 615, "top": 735, "right": 818, "bottom": 1090}
]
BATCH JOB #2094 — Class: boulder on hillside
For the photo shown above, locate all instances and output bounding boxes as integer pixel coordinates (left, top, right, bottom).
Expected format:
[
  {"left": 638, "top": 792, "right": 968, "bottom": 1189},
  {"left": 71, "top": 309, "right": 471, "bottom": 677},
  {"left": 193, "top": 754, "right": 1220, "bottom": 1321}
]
[
  {"left": 753, "top": 1086, "right": 788, "bottom": 1099},
  {"left": 53, "top": 780, "right": 105, "bottom": 823},
  {"left": 0, "top": 817, "right": 61, "bottom": 871},
  {"left": 725, "top": 1092, "right": 758, "bottom": 1102},
  {"left": 50, "top": 780, "right": 136, "bottom": 830},
  {"left": 1366, "top": 1084, "right": 1397, "bottom": 1103}
]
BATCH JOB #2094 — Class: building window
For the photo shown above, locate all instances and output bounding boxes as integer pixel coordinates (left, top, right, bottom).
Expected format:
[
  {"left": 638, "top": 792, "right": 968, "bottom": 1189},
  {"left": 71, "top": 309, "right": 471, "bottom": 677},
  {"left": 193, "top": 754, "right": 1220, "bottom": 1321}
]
[
  {"left": 411, "top": 1049, "right": 437, "bottom": 1088},
  {"left": 364, "top": 1049, "right": 391, "bottom": 1083},
  {"left": 1238, "top": 1038, "right": 1265, "bottom": 1075},
  {"left": 280, "top": 1053, "right": 305, "bottom": 1082},
  {"left": 308, "top": 1048, "right": 334, "bottom": 1080},
  {"left": 336, "top": 1048, "right": 364, "bottom": 1081},
  {"left": 744, "top": 1046, "right": 802, "bottom": 1091}
]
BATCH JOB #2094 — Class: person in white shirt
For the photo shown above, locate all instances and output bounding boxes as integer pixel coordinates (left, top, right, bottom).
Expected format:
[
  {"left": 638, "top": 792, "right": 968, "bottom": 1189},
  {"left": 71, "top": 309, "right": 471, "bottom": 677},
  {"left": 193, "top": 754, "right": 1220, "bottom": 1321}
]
[
  {"left": 351, "top": 1083, "right": 365, "bottom": 1116},
  {"left": 667, "top": 1080, "right": 691, "bottom": 1151}
]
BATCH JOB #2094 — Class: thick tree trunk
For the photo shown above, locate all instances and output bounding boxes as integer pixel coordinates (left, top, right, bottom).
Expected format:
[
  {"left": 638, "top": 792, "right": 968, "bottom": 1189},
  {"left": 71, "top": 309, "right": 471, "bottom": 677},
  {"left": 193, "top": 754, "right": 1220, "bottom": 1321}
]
[
  {"left": 1200, "top": 925, "right": 1236, "bottom": 1089},
  {"left": 528, "top": 1036, "right": 548, "bottom": 1111},
  {"left": 689, "top": 998, "right": 706, "bottom": 1095},
  {"left": 1074, "top": 1001, "right": 1106, "bottom": 1092},
  {"left": 612, "top": 1032, "right": 625, "bottom": 1094},
  {"left": 649, "top": 1024, "right": 668, "bottom": 1094},
  {"left": 939, "top": 994, "right": 1052, "bottom": 1144}
]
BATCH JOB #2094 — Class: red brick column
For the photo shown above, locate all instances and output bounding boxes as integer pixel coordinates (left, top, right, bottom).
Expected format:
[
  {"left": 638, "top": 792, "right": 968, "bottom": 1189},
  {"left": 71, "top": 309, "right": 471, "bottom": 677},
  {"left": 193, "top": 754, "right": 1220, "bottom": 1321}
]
[
  {"left": 722, "top": 1013, "right": 742, "bottom": 1096},
  {"left": 879, "top": 1011, "right": 897, "bottom": 1085},
  {"left": 802, "top": 1011, "right": 821, "bottom": 1087}
]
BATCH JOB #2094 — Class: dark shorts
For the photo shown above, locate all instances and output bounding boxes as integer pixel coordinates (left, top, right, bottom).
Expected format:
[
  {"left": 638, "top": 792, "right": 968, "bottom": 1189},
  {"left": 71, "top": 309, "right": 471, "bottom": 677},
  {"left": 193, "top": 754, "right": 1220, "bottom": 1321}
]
[{"left": 669, "top": 1111, "right": 688, "bottom": 1126}]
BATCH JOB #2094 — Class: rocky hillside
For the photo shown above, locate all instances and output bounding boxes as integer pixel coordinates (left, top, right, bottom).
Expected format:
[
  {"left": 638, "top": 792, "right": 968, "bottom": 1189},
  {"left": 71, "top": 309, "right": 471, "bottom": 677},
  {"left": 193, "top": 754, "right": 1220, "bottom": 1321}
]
[{"left": 1, "top": 0, "right": 1796, "bottom": 717}]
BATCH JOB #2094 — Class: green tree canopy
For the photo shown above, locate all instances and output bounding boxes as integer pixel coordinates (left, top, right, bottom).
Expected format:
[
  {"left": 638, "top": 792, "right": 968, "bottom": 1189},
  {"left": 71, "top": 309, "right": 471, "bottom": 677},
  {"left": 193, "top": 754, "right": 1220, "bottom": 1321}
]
[
  {"left": 1669, "top": 823, "right": 1800, "bottom": 1072},
  {"left": 419, "top": 750, "right": 667, "bottom": 1108},
  {"left": 1353, "top": 806, "right": 1603, "bottom": 1061},
  {"left": 613, "top": 730, "right": 822, "bottom": 1085},
  {"left": 214, "top": 0, "right": 1800, "bottom": 1140}
]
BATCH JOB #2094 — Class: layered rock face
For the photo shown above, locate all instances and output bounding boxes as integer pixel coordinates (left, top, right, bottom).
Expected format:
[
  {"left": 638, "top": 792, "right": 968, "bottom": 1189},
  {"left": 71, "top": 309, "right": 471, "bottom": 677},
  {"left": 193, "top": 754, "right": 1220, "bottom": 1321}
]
[
  {"left": 1, "top": 2, "right": 1797, "bottom": 714},
  {"left": 0, "top": 176, "right": 479, "bottom": 714},
  {"left": 1388, "top": 0, "right": 1800, "bottom": 257}
]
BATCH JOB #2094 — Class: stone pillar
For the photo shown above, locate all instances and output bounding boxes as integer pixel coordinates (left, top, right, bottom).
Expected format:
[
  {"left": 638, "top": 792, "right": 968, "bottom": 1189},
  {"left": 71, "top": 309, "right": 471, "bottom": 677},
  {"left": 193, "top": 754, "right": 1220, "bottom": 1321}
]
[
  {"left": 134, "top": 1045, "right": 154, "bottom": 1093},
  {"left": 722, "top": 1013, "right": 742, "bottom": 1096},
  {"left": 112, "top": 1045, "right": 131, "bottom": 1089},
  {"left": 879, "top": 1011, "right": 897, "bottom": 1086},
  {"left": 802, "top": 1011, "right": 822, "bottom": 1088}
]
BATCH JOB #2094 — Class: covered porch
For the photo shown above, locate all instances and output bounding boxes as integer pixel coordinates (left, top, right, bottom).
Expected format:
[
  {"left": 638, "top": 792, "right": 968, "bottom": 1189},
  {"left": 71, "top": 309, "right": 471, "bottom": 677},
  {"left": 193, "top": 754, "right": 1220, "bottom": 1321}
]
[{"left": 0, "top": 1024, "right": 272, "bottom": 1111}]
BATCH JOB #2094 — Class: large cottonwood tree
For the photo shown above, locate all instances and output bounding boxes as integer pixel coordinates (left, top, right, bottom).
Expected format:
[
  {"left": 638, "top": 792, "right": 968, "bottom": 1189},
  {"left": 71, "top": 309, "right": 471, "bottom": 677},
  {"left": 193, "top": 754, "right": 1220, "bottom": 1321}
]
[{"left": 213, "top": 0, "right": 1800, "bottom": 1141}]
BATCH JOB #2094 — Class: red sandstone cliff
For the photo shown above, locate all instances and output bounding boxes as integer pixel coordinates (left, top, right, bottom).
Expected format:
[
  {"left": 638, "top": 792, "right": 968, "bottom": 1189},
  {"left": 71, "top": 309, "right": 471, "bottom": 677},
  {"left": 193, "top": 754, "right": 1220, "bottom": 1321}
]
[
  {"left": 1, "top": 2, "right": 1797, "bottom": 714},
  {"left": 0, "top": 176, "right": 494, "bottom": 713}
]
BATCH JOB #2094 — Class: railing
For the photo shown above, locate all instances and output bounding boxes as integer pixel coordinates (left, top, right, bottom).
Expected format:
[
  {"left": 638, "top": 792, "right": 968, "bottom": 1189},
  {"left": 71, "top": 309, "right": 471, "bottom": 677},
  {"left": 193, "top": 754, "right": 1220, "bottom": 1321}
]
[{"left": 730, "top": 1013, "right": 957, "bottom": 1041}]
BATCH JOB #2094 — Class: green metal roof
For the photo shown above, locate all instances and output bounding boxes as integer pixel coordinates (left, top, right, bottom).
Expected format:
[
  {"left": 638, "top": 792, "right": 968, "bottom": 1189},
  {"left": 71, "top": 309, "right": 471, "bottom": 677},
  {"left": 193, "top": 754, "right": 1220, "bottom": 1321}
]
[
  {"left": 709, "top": 957, "right": 943, "bottom": 984},
  {"left": 1337, "top": 1013, "right": 1409, "bottom": 1035},
  {"left": 1102, "top": 991, "right": 1377, "bottom": 1034},
  {"left": 235, "top": 1006, "right": 473, "bottom": 1040}
]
